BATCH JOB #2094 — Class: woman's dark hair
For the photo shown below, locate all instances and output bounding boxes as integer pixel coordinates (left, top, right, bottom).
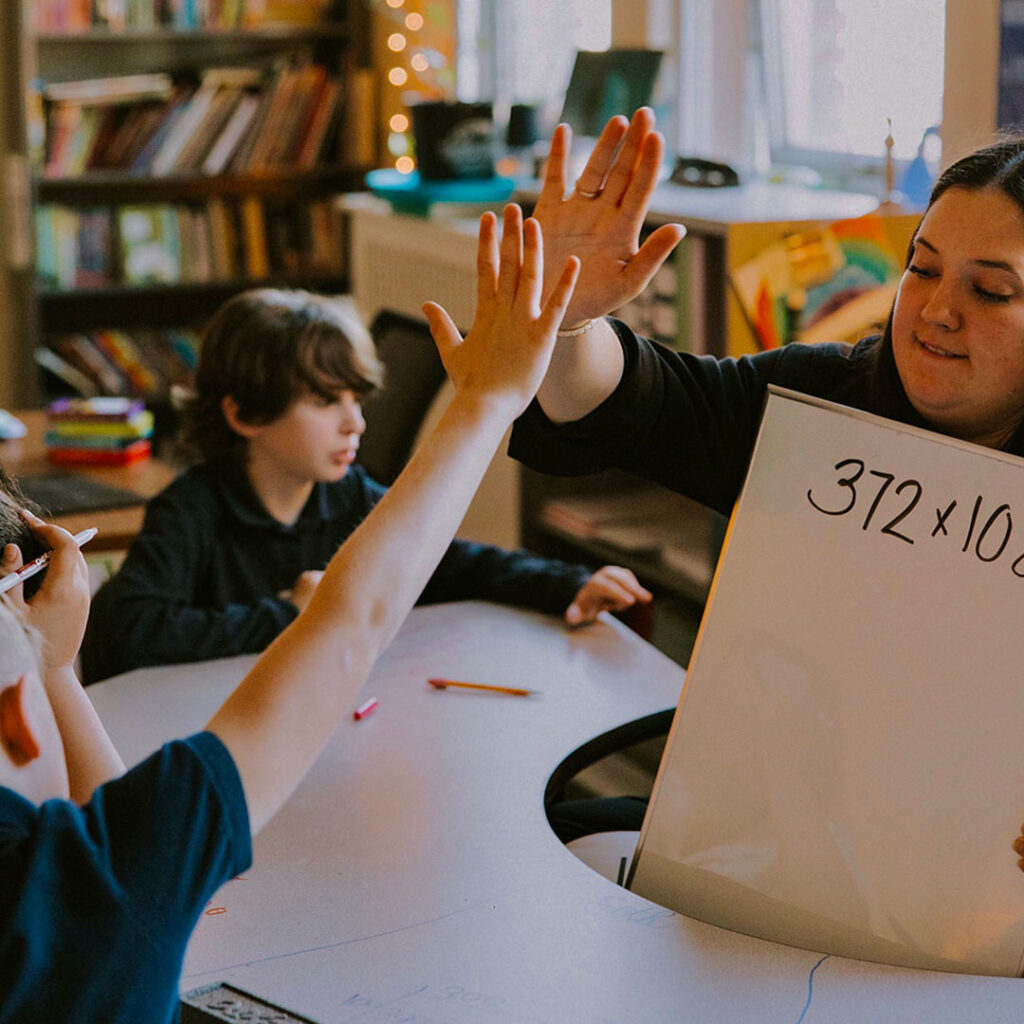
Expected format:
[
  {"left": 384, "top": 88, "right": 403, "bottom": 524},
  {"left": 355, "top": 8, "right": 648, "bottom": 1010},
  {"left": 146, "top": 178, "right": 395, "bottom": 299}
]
[
  {"left": 179, "top": 288, "right": 384, "bottom": 463},
  {"left": 854, "top": 135, "right": 1024, "bottom": 426}
]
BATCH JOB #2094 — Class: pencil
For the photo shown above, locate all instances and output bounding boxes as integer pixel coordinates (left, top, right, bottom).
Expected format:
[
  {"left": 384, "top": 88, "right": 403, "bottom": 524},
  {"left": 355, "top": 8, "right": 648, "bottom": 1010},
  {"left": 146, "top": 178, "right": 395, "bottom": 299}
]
[
  {"left": 427, "top": 677, "right": 537, "bottom": 697},
  {"left": 0, "top": 527, "right": 98, "bottom": 595}
]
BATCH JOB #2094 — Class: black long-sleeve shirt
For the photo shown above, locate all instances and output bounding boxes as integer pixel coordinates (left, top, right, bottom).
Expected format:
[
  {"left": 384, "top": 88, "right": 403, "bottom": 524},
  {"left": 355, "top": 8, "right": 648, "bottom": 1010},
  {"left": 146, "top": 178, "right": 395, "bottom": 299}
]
[
  {"left": 510, "top": 319, "right": 937, "bottom": 517},
  {"left": 81, "top": 458, "right": 591, "bottom": 683}
]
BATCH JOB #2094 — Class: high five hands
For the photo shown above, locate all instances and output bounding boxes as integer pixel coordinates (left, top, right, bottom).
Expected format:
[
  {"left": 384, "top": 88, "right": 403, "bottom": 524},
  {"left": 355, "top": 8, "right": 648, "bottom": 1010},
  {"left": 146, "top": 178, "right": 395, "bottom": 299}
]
[
  {"left": 533, "top": 107, "right": 686, "bottom": 329},
  {"left": 423, "top": 204, "right": 579, "bottom": 421}
]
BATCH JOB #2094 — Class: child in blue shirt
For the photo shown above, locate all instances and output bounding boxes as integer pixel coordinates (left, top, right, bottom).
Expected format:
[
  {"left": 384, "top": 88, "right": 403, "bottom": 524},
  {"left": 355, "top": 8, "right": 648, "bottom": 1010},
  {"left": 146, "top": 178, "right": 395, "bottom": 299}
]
[
  {"left": 81, "top": 286, "right": 650, "bottom": 683},
  {"left": 0, "top": 207, "right": 579, "bottom": 1022}
]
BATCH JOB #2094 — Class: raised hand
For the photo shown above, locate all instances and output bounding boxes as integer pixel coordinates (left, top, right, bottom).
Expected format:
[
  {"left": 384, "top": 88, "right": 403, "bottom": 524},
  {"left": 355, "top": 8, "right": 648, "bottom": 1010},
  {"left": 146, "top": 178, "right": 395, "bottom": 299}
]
[
  {"left": 422, "top": 203, "right": 579, "bottom": 420},
  {"left": 533, "top": 107, "right": 685, "bottom": 328}
]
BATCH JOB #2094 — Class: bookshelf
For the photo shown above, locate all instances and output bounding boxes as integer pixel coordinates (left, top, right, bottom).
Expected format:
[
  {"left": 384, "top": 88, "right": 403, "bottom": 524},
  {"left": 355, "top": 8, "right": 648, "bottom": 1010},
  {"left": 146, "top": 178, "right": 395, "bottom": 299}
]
[{"left": 3, "top": 0, "right": 377, "bottom": 409}]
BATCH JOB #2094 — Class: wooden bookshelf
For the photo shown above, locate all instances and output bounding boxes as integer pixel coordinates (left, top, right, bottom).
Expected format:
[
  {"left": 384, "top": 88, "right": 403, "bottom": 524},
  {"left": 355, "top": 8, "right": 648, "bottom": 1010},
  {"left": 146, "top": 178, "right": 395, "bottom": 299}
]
[{"left": 6, "top": 0, "right": 376, "bottom": 407}]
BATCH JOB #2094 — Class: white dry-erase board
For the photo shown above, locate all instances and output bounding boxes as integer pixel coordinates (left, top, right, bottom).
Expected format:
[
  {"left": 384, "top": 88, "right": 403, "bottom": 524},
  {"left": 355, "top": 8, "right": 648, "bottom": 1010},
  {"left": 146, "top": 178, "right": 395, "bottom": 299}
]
[{"left": 630, "top": 386, "right": 1024, "bottom": 977}]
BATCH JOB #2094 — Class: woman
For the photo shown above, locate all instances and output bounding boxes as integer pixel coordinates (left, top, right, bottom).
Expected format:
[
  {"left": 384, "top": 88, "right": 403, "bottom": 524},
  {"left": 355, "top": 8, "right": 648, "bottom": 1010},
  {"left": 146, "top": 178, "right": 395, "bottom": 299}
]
[{"left": 511, "top": 110, "right": 1024, "bottom": 854}]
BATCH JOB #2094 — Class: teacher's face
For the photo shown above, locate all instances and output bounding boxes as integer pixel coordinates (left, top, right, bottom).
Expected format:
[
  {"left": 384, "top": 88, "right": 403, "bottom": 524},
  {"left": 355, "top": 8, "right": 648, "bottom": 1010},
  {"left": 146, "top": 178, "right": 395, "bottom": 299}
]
[{"left": 892, "top": 186, "right": 1024, "bottom": 448}]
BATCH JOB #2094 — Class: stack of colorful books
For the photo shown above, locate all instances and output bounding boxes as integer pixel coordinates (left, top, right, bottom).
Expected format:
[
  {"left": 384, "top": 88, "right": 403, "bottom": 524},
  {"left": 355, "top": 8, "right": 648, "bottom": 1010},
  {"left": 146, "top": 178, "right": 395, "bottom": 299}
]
[{"left": 45, "top": 396, "right": 154, "bottom": 466}]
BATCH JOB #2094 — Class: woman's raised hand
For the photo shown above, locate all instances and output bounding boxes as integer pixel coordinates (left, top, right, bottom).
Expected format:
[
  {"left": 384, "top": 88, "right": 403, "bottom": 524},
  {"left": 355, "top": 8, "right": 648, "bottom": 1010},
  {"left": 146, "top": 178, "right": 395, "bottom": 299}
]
[{"left": 532, "top": 107, "right": 685, "bottom": 328}]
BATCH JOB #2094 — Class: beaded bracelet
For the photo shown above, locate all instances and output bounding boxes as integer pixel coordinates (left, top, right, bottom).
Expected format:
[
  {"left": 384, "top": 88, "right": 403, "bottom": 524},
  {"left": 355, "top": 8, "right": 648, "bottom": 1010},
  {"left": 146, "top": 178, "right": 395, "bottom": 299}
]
[{"left": 556, "top": 317, "right": 603, "bottom": 338}]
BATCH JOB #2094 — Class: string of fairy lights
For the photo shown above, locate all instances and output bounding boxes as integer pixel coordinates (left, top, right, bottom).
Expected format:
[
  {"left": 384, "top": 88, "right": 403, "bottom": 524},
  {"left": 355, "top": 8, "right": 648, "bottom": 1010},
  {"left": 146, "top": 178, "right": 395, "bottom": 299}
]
[{"left": 371, "top": 0, "right": 456, "bottom": 174}]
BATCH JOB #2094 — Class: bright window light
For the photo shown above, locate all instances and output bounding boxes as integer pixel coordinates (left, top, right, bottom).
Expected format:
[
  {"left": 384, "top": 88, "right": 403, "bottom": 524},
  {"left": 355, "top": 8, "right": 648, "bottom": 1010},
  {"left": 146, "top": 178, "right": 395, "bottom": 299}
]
[
  {"left": 457, "top": 0, "right": 611, "bottom": 114},
  {"left": 762, "top": 0, "right": 946, "bottom": 166}
]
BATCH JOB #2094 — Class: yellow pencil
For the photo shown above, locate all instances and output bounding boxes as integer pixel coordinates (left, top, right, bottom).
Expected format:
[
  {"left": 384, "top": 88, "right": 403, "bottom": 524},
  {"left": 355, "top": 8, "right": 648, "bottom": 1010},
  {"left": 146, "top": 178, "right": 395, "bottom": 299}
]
[{"left": 427, "top": 677, "right": 537, "bottom": 697}]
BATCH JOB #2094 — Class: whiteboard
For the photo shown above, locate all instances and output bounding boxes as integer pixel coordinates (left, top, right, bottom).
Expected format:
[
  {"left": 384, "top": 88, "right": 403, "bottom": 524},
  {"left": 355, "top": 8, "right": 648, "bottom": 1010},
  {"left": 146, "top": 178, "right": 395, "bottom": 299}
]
[{"left": 630, "top": 387, "right": 1024, "bottom": 977}]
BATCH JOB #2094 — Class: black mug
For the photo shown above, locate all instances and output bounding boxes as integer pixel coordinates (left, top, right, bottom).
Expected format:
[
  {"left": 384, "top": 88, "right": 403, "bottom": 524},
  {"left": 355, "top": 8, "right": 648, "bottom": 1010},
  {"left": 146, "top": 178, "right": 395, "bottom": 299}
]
[{"left": 411, "top": 101, "right": 496, "bottom": 180}]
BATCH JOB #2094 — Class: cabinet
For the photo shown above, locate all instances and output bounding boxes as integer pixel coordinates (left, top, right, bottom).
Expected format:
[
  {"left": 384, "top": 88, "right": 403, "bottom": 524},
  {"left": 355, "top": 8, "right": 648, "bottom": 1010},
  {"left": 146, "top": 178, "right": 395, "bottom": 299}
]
[{"left": 4, "top": 0, "right": 375, "bottom": 408}]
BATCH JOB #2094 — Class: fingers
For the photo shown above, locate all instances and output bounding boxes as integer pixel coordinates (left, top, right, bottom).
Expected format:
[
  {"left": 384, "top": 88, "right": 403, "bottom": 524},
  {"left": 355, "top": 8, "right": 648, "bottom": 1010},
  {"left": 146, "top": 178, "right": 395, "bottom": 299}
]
[
  {"left": 537, "top": 255, "right": 580, "bottom": 337},
  {"left": 497, "top": 204, "right": 523, "bottom": 304},
  {"left": 619, "top": 222, "right": 687, "bottom": 296},
  {"left": 475, "top": 210, "right": 499, "bottom": 308},
  {"left": 2, "top": 543, "right": 22, "bottom": 573},
  {"left": 574, "top": 115, "right": 630, "bottom": 198},
  {"left": 519, "top": 217, "right": 544, "bottom": 311},
  {"left": 602, "top": 108, "right": 654, "bottom": 205},
  {"left": 619, "top": 129, "right": 666, "bottom": 222},
  {"left": 421, "top": 301, "right": 463, "bottom": 366},
  {"left": 1013, "top": 826, "right": 1024, "bottom": 871},
  {"left": 538, "top": 123, "right": 571, "bottom": 204},
  {"left": 21, "top": 510, "right": 83, "bottom": 572},
  {"left": 565, "top": 567, "right": 653, "bottom": 626}
]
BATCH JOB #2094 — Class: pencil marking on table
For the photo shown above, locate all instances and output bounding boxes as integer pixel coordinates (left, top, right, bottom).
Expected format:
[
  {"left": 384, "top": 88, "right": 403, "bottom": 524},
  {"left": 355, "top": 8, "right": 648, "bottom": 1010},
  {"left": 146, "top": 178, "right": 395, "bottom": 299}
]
[
  {"left": 181, "top": 883, "right": 540, "bottom": 980},
  {"left": 795, "top": 955, "right": 830, "bottom": 1024}
]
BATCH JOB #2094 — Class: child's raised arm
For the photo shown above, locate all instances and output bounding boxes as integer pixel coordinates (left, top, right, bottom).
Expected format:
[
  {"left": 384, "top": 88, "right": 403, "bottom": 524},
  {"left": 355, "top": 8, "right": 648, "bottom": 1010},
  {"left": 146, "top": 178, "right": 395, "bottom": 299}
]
[{"left": 206, "top": 205, "right": 579, "bottom": 834}]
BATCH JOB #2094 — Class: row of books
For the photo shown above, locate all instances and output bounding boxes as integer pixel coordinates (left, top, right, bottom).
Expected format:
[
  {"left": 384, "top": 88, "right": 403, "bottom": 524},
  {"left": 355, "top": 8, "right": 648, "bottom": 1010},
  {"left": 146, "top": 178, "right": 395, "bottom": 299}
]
[
  {"left": 41, "top": 61, "right": 345, "bottom": 178},
  {"left": 38, "top": 328, "right": 199, "bottom": 400},
  {"left": 35, "top": 197, "right": 344, "bottom": 289},
  {"left": 44, "top": 397, "right": 155, "bottom": 467},
  {"left": 34, "top": 0, "right": 337, "bottom": 31}
]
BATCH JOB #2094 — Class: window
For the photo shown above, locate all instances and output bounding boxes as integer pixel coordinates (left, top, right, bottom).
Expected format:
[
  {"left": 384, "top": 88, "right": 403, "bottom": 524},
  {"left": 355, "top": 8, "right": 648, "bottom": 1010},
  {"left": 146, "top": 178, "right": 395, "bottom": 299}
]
[
  {"left": 456, "top": 0, "right": 612, "bottom": 120},
  {"left": 760, "top": 0, "right": 946, "bottom": 170}
]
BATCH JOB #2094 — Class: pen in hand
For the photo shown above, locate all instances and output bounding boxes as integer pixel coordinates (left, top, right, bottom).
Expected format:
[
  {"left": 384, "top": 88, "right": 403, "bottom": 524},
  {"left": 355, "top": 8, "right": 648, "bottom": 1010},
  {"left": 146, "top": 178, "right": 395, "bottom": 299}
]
[{"left": 0, "top": 527, "right": 98, "bottom": 595}]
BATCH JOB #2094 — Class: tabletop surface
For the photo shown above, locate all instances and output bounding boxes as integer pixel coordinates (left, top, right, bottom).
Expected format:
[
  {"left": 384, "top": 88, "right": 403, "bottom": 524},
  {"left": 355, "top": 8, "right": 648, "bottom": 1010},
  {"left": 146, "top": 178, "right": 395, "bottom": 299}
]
[{"left": 88, "top": 602, "right": 1024, "bottom": 1023}]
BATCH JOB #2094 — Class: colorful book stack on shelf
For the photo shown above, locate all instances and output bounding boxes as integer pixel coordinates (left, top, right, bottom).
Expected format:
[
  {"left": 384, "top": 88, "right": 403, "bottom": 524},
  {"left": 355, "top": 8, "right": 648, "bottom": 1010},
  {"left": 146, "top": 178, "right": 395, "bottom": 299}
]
[{"left": 45, "top": 397, "right": 154, "bottom": 467}]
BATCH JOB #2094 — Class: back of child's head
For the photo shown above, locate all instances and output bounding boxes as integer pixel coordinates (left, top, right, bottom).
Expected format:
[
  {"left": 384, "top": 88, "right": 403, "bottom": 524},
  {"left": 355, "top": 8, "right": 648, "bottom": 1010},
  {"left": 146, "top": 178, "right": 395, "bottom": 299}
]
[
  {"left": 0, "top": 468, "right": 39, "bottom": 556},
  {"left": 0, "top": 467, "right": 45, "bottom": 570},
  {"left": 180, "top": 289, "right": 384, "bottom": 463}
]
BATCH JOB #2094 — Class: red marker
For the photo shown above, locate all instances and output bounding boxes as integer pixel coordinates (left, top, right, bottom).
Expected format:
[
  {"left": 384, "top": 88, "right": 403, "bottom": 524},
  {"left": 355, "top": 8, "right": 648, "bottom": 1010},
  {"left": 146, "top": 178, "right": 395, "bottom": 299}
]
[{"left": 353, "top": 698, "right": 378, "bottom": 721}]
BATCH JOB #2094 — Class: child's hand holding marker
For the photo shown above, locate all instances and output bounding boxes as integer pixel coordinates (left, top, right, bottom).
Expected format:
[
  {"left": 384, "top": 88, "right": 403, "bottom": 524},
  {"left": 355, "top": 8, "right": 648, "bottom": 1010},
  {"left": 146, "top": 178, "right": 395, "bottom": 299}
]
[{"left": 1, "top": 512, "right": 95, "bottom": 673}]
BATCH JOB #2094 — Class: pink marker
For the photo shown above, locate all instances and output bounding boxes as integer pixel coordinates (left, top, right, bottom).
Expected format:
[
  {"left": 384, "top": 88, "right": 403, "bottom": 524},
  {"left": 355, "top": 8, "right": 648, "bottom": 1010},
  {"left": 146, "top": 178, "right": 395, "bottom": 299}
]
[{"left": 353, "top": 698, "right": 378, "bottom": 721}]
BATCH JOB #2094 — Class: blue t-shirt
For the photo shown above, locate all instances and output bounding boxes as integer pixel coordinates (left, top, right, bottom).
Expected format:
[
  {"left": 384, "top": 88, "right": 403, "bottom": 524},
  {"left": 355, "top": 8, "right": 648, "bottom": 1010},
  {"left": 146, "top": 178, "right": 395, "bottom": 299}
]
[{"left": 0, "top": 731, "right": 252, "bottom": 1024}]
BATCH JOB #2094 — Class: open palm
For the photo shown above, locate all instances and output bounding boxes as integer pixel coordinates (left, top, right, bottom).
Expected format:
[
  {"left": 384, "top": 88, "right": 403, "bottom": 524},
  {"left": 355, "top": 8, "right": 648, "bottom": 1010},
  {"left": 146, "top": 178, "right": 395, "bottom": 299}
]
[{"left": 533, "top": 108, "right": 685, "bottom": 327}]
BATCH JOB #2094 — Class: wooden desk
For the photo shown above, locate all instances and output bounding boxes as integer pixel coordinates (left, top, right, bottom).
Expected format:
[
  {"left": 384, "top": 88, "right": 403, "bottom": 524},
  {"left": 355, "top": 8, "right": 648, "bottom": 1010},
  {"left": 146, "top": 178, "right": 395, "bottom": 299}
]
[
  {"left": 0, "top": 409, "right": 175, "bottom": 551},
  {"left": 87, "top": 602, "right": 1024, "bottom": 1022}
]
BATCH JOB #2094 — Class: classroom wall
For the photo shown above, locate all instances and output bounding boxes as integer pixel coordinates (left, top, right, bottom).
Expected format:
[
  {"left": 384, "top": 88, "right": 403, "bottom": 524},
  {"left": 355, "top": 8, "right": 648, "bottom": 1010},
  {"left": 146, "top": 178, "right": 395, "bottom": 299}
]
[{"left": 941, "top": 0, "right": 1000, "bottom": 167}]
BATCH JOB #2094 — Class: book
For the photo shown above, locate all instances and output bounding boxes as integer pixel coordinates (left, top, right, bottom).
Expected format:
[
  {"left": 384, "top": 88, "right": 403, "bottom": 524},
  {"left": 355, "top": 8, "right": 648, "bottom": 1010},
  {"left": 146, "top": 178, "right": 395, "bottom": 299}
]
[
  {"left": 240, "top": 196, "right": 270, "bottom": 278},
  {"left": 35, "top": 347, "right": 101, "bottom": 398},
  {"left": 201, "top": 91, "right": 260, "bottom": 174},
  {"left": 206, "top": 198, "right": 239, "bottom": 279},
  {"left": 270, "top": 63, "right": 326, "bottom": 167},
  {"left": 48, "top": 395, "right": 145, "bottom": 421},
  {"left": 51, "top": 334, "right": 131, "bottom": 394},
  {"left": 118, "top": 205, "right": 181, "bottom": 284},
  {"left": 129, "top": 85, "right": 196, "bottom": 174},
  {"left": 150, "top": 82, "right": 221, "bottom": 175},
  {"left": 74, "top": 208, "right": 113, "bottom": 288},
  {"left": 47, "top": 409, "right": 154, "bottom": 439},
  {"left": 92, "top": 330, "right": 161, "bottom": 394},
  {"left": 47, "top": 439, "right": 152, "bottom": 466},
  {"left": 170, "top": 87, "right": 243, "bottom": 175},
  {"left": 244, "top": 64, "right": 304, "bottom": 171},
  {"left": 43, "top": 73, "right": 174, "bottom": 106},
  {"left": 296, "top": 77, "right": 340, "bottom": 168}
]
